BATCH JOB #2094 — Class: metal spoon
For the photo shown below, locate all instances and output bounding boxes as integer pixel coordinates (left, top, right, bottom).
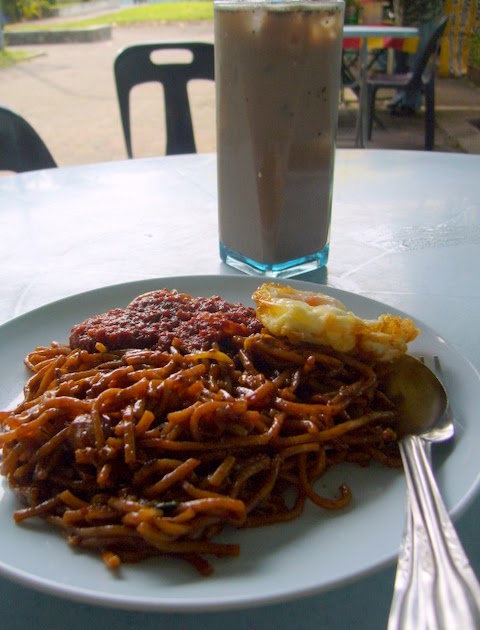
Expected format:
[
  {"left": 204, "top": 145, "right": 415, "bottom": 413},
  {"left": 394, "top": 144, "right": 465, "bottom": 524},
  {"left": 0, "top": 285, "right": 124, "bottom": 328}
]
[{"left": 384, "top": 354, "right": 480, "bottom": 630}]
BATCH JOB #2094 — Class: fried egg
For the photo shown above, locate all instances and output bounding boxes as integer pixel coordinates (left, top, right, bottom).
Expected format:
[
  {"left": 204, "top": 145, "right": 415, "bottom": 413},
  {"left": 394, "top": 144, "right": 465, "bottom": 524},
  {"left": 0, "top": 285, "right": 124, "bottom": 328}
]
[{"left": 252, "top": 283, "right": 419, "bottom": 361}]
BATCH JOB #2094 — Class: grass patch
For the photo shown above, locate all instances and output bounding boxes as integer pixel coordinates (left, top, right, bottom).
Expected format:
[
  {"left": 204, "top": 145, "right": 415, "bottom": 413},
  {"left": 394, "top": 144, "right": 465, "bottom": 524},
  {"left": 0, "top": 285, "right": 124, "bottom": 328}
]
[
  {"left": 5, "top": 2, "right": 214, "bottom": 30},
  {"left": 0, "top": 48, "right": 37, "bottom": 68}
]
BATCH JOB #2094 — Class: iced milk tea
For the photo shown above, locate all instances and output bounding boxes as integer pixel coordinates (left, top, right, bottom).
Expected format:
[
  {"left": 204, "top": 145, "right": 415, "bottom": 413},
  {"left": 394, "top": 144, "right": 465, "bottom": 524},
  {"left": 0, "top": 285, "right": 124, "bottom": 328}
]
[{"left": 215, "top": 0, "right": 344, "bottom": 276}]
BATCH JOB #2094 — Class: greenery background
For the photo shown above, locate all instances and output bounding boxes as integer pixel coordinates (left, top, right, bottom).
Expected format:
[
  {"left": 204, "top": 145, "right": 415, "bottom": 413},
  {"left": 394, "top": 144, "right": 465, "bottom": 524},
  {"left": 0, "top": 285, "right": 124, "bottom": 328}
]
[
  {"left": 3, "top": 0, "right": 213, "bottom": 24},
  {"left": 0, "top": 0, "right": 214, "bottom": 63}
]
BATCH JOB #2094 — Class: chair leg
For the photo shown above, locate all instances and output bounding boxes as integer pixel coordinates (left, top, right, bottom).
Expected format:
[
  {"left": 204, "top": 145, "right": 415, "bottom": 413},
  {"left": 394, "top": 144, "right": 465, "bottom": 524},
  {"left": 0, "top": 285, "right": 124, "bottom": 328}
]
[
  {"left": 367, "top": 86, "right": 377, "bottom": 141},
  {"left": 424, "top": 78, "right": 435, "bottom": 151}
]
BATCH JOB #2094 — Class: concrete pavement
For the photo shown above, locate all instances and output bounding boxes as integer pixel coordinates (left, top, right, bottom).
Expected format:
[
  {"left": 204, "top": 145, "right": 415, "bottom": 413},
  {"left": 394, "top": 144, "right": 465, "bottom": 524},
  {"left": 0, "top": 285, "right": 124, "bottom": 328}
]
[
  {"left": 1, "top": 20, "right": 480, "bottom": 167},
  {"left": 2, "top": 23, "right": 216, "bottom": 166}
]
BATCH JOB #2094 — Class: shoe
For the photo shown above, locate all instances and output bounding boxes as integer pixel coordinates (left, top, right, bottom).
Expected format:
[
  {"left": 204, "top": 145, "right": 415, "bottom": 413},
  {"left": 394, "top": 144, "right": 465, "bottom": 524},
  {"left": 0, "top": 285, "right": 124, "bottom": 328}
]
[{"left": 389, "top": 103, "right": 416, "bottom": 117}]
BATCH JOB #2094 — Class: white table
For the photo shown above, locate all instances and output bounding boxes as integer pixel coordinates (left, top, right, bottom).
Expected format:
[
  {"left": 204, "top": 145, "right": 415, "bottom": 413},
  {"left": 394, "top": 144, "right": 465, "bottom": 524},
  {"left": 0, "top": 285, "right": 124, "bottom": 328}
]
[
  {"left": 343, "top": 25, "right": 419, "bottom": 147},
  {"left": 0, "top": 150, "right": 479, "bottom": 629}
]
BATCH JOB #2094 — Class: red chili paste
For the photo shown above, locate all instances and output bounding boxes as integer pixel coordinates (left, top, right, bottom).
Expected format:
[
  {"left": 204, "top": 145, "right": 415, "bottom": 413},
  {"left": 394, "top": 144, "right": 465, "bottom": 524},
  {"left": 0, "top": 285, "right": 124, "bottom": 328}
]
[{"left": 69, "top": 289, "right": 262, "bottom": 353}]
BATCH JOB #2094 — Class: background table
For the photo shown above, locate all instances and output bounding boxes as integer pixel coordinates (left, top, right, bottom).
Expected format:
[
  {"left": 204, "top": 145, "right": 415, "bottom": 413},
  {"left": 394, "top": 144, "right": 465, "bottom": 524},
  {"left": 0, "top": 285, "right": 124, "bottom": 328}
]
[
  {"left": 343, "top": 25, "right": 419, "bottom": 147},
  {"left": 0, "top": 149, "right": 479, "bottom": 629}
]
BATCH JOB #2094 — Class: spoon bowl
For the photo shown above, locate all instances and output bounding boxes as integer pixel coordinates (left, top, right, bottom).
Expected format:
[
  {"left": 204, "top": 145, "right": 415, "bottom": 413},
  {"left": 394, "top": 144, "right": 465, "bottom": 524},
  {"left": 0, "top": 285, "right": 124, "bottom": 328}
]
[{"left": 383, "top": 354, "right": 449, "bottom": 440}]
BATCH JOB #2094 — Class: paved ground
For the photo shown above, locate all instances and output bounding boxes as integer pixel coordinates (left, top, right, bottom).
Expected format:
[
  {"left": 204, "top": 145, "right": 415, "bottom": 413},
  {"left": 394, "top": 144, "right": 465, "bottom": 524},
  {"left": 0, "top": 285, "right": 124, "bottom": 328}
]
[{"left": 2, "top": 19, "right": 480, "bottom": 167}]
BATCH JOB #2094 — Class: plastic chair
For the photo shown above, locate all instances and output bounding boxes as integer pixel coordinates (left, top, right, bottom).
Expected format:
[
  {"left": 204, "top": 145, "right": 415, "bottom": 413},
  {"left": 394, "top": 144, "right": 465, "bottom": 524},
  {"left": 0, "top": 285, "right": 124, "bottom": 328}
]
[
  {"left": 114, "top": 42, "right": 215, "bottom": 157},
  {"left": 0, "top": 105, "right": 57, "bottom": 172},
  {"left": 366, "top": 16, "right": 448, "bottom": 151},
  {"left": 341, "top": 50, "right": 385, "bottom": 132}
]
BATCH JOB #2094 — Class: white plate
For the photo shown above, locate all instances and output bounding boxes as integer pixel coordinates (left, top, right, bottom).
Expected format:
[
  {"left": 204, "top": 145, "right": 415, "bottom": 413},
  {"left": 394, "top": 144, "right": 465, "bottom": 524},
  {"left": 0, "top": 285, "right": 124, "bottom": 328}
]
[{"left": 0, "top": 275, "right": 479, "bottom": 612}]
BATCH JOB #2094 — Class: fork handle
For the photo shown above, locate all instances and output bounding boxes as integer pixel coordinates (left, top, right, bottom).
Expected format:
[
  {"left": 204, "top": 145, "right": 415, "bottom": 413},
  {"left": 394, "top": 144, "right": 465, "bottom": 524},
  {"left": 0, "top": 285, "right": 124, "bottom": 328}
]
[{"left": 388, "top": 435, "right": 480, "bottom": 630}]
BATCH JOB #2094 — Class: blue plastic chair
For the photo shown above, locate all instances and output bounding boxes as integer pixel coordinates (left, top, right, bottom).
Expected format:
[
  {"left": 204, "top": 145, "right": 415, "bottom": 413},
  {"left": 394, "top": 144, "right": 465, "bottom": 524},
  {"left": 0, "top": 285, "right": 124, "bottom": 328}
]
[{"left": 366, "top": 16, "right": 448, "bottom": 150}]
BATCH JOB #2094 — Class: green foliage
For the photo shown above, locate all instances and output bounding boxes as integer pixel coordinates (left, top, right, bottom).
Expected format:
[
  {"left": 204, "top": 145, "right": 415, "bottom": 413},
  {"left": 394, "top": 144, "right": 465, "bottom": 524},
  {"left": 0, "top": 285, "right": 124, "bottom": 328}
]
[
  {"left": 3, "top": 0, "right": 214, "bottom": 25},
  {"left": 469, "top": 28, "right": 480, "bottom": 69},
  {"left": 69, "top": 2, "right": 214, "bottom": 27},
  {"left": 3, "top": 0, "right": 56, "bottom": 22},
  {"left": 0, "top": 49, "right": 34, "bottom": 67}
]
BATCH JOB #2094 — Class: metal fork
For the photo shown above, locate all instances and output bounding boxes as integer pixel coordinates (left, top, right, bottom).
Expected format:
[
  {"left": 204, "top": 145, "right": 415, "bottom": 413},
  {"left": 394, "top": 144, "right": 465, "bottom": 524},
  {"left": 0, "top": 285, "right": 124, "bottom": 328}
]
[{"left": 388, "top": 355, "right": 480, "bottom": 630}]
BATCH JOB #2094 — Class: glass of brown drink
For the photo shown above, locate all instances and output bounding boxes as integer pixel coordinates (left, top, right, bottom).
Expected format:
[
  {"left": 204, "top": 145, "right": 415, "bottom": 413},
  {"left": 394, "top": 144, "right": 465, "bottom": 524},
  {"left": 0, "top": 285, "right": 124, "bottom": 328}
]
[{"left": 215, "top": 0, "right": 345, "bottom": 277}]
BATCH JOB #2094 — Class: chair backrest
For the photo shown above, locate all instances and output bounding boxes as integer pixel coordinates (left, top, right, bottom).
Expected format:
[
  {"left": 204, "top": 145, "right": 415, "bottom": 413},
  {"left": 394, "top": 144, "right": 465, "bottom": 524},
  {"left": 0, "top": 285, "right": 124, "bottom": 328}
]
[
  {"left": 114, "top": 42, "right": 215, "bottom": 157},
  {"left": 410, "top": 16, "right": 448, "bottom": 91},
  {"left": 0, "top": 105, "right": 57, "bottom": 173}
]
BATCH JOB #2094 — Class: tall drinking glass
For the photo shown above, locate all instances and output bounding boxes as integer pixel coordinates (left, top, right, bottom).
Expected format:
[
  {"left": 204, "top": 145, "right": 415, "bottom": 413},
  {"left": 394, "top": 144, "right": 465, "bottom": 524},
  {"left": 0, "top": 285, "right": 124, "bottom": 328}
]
[{"left": 214, "top": 0, "right": 345, "bottom": 277}]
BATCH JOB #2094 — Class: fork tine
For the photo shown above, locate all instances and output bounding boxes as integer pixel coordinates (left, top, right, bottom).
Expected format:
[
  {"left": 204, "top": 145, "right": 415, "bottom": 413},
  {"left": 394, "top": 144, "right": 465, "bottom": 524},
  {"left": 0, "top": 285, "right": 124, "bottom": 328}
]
[
  {"left": 417, "top": 354, "right": 439, "bottom": 379},
  {"left": 434, "top": 355, "right": 443, "bottom": 376},
  {"left": 418, "top": 355, "right": 434, "bottom": 373},
  {"left": 428, "top": 355, "right": 448, "bottom": 394}
]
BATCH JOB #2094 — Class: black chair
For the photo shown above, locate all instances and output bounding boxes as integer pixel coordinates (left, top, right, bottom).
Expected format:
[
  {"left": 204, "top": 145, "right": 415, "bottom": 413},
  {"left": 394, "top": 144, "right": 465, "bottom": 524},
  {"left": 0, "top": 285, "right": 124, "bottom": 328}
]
[
  {"left": 366, "top": 16, "right": 448, "bottom": 150},
  {"left": 0, "top": 105, "right": 57, "bottom": 172},
  {"left": 341, "top": 49, "right": 385, "bottom": 132},
  {"left": 114, "top": 42, "right": 215, "bottom": 157}
]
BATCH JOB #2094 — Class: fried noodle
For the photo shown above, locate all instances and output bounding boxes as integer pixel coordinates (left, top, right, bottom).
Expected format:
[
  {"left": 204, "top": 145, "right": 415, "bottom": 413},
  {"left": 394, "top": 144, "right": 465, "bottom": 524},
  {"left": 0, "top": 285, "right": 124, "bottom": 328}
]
[{"left": 0, "top": 332, "right": 402, "bottom": 575}]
